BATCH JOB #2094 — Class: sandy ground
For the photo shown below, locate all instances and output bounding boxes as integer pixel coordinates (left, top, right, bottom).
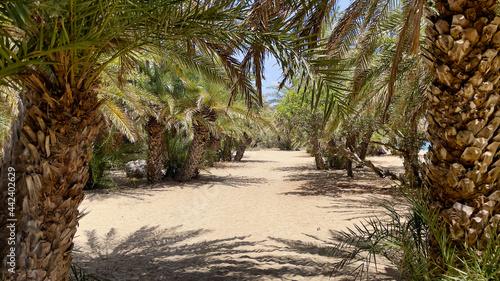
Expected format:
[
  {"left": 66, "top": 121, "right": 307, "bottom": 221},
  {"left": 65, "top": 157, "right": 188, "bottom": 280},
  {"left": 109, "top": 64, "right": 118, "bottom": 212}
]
[{"left": 73, "top": 150, "right": 408, "bottom": 281}]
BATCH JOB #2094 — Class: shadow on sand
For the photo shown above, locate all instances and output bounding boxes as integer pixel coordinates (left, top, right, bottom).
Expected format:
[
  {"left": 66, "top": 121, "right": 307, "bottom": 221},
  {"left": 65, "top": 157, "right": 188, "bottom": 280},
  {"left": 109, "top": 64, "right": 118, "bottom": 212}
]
[
  {"left": 74, "top": 226, "right": 401, "bottom": 281},
  {"left": 83, "top": 174, "right": 268, "bottom": 203},
  {"left": 281, "top": 166, "right": 399, "bottom": 198},
  {"left": 190, "top": 174, "right": 268, "bottom": 189}
]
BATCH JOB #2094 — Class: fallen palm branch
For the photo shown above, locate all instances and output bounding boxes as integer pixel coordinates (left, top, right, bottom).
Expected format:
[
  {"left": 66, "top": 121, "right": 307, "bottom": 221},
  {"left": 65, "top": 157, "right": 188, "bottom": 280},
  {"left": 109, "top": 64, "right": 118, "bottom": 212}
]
[{"left": 326, "top": 144, "right": 400, "bottom": 181}]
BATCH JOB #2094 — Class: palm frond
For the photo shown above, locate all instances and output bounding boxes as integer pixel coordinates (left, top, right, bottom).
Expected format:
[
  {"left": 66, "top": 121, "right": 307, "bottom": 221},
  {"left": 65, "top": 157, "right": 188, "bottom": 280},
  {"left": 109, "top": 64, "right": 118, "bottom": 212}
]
[{"left": 99, "top": 100, "right": 137, "bottom": 142}]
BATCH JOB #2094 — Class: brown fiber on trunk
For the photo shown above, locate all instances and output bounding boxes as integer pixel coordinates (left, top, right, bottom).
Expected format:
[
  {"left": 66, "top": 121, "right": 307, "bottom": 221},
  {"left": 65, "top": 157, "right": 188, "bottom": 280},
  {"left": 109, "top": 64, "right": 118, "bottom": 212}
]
[
  {"left": 146, "top": 117, "right": 165, "bottom": 183},
  {"left": 425, "top": 0, "right": 500, "bottom": 268},
  {"left": 0, "top": 85, "right": 102, "bottom": 280}
]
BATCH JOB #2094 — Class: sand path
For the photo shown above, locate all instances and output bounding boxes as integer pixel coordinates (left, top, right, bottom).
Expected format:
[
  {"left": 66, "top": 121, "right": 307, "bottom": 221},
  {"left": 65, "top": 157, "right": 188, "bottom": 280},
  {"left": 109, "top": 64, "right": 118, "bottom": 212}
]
[{"left": 74, "top": 150, "right": 405, "bottom": 280}]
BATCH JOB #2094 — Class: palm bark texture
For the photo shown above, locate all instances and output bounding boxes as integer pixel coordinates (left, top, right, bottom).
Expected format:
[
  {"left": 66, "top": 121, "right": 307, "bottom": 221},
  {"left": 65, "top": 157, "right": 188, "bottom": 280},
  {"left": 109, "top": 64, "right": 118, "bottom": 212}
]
[
  {"left": 176, "top": 106, "right": 217, "bottom": 181},
  {"left": 145, "top": 117, "right": 165, "bottom": 183},
  {"left": 0, "top": 81, "right": 102, "bottom": 280},
  {"left": 425, "top": 0, "right": 500, "bottom": 265}
]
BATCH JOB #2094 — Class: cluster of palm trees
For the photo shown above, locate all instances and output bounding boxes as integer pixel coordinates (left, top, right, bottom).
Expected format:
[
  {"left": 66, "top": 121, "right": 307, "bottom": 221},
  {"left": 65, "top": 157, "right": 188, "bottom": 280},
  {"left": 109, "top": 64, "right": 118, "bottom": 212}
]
[
  {"left": 0, "top": 1, "right": 328, "bottom": 279},
  {"left": 272, "top": 0, "right": 500, "bottom": 278},
  {"left": 1, "top": 0, "right": 500, "bottom": 280}
]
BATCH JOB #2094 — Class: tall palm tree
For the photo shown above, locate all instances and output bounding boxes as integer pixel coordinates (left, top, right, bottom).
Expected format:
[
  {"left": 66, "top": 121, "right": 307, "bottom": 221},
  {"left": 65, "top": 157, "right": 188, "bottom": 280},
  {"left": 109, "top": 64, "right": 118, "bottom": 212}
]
[
  {"left": 176, "top": 101, "right": 219, "bottom": 181},
  {"left": 135, "top": 64, "right": 185, "bottom": 183},
  {"left": 175, "top": 73, "right": 232, "bottom": 181},
  {"left": 0, "top": 1, "right": 271, "bottom": 279}
]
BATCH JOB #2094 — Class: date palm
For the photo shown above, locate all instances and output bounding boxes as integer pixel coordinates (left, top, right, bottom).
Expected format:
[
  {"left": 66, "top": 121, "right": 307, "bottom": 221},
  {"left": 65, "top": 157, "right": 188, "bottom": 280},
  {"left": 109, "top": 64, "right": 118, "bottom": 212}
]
[
  {"left": 0, "top": 1, "right": 272, "bottom": 280},
  {"left": 175, "top": 73, "right": 232, "bottom": 181},
  {"left": 135, "top": 64, "right": 184, "bottom": 183},
  {"left": 136, "top": 57, "right": 236, "bottom": 182},
  {"left": 338, "top": 0, "right": 500, "bottom": 269}
]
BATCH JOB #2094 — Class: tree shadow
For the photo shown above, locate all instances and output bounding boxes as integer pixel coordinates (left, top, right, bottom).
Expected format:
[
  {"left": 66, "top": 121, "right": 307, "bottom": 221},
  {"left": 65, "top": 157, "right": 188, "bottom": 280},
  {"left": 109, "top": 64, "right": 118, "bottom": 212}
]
[
  {"left": 84, "top": 174, "right": 267, "bottom": 203},
  {"left": 74, "top": 226, "right": 375, "bottom": 281},
  {"left": 281, "top": 167, "right": 399, "bottom": 197},
  {"left": 266, "top": 237, "right": 402, "bottom": 281},
  {"left": 271, "top": 164, "right": 315, "bottom": 172},
  {"left": 189, "top": 174, "right": 268, "bottom": 188},
  {"left": 237, "top": 159, "right": 277, "bottom": 163},
  {"left": 83, "top": 186, "right": 173, "bottom": 202},
  {"left": 213, "top": 159, "right": 276, "bottom": 167}
]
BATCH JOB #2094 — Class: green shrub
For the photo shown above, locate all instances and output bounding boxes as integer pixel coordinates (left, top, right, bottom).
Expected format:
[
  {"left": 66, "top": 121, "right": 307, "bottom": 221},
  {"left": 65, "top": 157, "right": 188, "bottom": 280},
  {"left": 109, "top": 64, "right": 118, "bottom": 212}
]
[
  {"left": 86, "top": 132, "right": 116, "bottom": 190},
  {"left": 86, "top": 131, "right": 146, "bottom": 190},
  {"left": 164, "top": 131, "right": 190, "bottom": 178},
  {"left": 326, "top": 187, "right": 500, "bottom": 280}
]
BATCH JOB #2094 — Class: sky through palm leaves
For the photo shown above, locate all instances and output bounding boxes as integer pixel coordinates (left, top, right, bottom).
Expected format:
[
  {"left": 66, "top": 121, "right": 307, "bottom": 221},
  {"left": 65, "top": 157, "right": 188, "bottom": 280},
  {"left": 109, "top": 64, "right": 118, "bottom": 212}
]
[{"left": 261, "top": 0, "right": 351, "bottom": 99}]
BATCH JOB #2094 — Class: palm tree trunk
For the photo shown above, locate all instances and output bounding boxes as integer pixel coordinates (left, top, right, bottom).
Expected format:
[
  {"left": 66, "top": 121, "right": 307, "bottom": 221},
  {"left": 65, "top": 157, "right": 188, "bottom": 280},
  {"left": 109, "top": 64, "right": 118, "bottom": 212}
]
[
  {"left": 327, "top": 138, "right": 345, "bottom": 169},
  {"left": 312, "top": 137, "right": 326, "bottom": 170},
  {"left": 345, "top": 133, "right": 356, "bottom": 177},
  {"left": 145, "top": 117, "right": 165, "bottom": 183},
  {"left": 222, "top": 135, "right": 232, "bottom": 161},
  {"left": 402, "top": 150, "right": 422, "bottom": 188},
  {"left": 176, "top": 120, "right": 210, "bottom": 182},
  {"left": 234, "top": 132, "right": 252, "bottom": 162},
  {"left": 426, "top": 0, "right": 500, "bottom": 267},
  {"left": 358, "top": 130, "right": 373, "bottom": 162},
  {"left": 0, "top": 90, "right": 102, "bottom": 280}
]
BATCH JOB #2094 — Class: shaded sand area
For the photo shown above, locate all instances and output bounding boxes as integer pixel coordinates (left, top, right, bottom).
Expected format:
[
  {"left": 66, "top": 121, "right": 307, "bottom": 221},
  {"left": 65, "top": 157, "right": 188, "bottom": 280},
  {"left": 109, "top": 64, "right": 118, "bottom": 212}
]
[{"left": 74, "top": 150, "right": 407, "bottom": 280}]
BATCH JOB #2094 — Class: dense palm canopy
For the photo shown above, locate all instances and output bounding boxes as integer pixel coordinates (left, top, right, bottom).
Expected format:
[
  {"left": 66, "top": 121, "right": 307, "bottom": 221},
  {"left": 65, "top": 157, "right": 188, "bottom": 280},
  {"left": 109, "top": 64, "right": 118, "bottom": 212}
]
[
  {"left": 4, "top": 0, "right": 500, "bottom": 280},
  {"left": 0, "top": 0, "right": 331, "bottom": 279}
]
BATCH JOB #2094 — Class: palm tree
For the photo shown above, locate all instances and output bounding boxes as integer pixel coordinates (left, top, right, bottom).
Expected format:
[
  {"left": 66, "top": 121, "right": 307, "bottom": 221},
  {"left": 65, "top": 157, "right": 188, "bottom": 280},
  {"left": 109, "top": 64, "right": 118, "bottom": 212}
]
[
  {"left": 176, "top": 102, "right": 219, "bottom": 181},
  {"left": 134, "top": 64, "right": 184, "bottom": 183},
  {"left": 175, "top": 72, "right": 232, "bottom": 181},
  {"left": 222, "top": 135, "right": 234, "bottom": 161},
  {"left": 206, "top": 132, "right": 222, "bottom": 166},
  {"left": 0, "top": 1, "right": 272, "bottom": 279}
]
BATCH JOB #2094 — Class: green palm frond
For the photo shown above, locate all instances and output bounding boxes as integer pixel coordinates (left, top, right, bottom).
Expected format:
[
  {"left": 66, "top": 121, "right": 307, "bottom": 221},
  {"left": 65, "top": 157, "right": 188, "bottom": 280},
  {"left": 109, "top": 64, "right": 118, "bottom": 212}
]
[{"left": 99, "top": 99, "right": 137, "bottom": 142}]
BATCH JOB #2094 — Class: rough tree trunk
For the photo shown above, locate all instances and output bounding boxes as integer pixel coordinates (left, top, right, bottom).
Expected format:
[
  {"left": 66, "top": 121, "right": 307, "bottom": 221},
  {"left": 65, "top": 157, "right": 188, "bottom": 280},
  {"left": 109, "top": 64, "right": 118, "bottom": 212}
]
[
  {"left": 312, "top": 137, "right": 326, "bottom": 170},
  {"left": 176, "top": 107, "right": 215, "bottom": 182},
  {"left": 425, "top": 0, "right": 500, "bottom": 268},
  {"left": 234, "top": 132, "right": 252, "bottom": 162},
  {"left": 222, "top": 135, "right": 232, "bottom": 161},
  {"left": 145, "top": 117, "right": 164, "bottom": 183},
  {"left": 0, "top": 88, "right": 102, "bottom": 280},
  {"left": 345, "top": 133, "right": 356, "bottom": 177},
  {"left": 402, "top": 150, "right": 422, "bottom": 188},
  {"left": 346, "top": 158, "right": 354, "bottom": 177},
  {"left": 358, "top": 130, "right": 373, "bottom": 164},
  {"left": 327, "top": 139, "right": 345, "bottom": 169}
]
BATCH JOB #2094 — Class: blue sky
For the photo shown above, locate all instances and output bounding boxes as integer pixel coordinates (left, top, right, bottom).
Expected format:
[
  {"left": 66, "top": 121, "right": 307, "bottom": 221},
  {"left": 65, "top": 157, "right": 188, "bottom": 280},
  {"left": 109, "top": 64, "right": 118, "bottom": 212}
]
[{"left": 261, "top": 0, "right": 351, "bottom": 99}]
